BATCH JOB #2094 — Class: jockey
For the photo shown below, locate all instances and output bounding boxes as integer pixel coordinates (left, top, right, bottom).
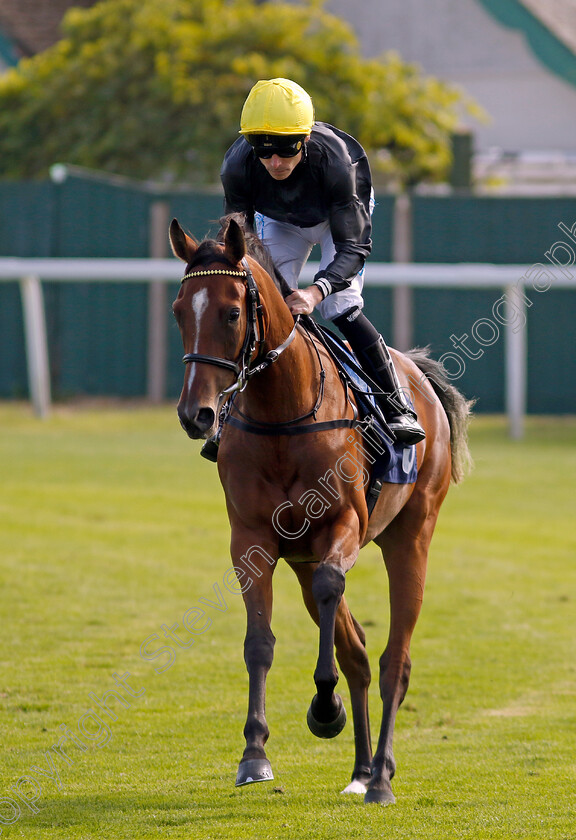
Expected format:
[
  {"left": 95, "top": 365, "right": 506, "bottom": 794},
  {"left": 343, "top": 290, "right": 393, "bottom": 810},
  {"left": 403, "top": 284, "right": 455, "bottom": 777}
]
[{"left": 217, "top": 77, "right": 425, "bottom": 454}]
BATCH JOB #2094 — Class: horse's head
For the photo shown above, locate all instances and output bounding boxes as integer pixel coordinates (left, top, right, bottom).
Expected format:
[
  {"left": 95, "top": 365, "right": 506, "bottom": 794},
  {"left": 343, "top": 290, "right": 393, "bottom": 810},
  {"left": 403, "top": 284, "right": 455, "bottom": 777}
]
[{"left": 170, "top": 217, "right": 255, "bottom": 439}]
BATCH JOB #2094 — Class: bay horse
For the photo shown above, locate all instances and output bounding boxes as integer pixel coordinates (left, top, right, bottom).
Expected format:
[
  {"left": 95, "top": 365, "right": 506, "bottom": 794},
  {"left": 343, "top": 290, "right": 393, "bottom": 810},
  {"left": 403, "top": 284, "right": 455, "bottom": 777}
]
[{"left": 170, "top": 215, "right": 472, "bottom": 805}]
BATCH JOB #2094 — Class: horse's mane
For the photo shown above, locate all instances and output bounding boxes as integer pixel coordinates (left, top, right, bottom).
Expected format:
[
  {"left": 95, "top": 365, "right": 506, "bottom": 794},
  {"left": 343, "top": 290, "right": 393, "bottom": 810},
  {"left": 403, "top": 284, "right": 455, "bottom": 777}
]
[
  {"left": 185, "top": 238, "right": 237, "bottom": 270},
  {"left": 184, "top": 214, "right": 290, "bottom": 299},
  {"left": 216, "top": 213, "right": 293, "bottom": 299}
]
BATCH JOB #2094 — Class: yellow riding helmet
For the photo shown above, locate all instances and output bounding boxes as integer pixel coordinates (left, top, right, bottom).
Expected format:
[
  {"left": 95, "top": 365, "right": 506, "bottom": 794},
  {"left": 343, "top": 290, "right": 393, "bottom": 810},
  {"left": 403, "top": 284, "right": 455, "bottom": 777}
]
[{"left": 240, "top": 78, "right": 315, "bottom": 136}]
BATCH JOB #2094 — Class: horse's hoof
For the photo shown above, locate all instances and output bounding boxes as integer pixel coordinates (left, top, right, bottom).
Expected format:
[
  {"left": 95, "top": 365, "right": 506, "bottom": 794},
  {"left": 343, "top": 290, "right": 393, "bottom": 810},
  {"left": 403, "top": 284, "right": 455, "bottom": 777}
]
[
  {"left": 364, "top": 786, "right": 396, "bottom": 805},
  {"left": 306, "top": 693, "right": 347, "bottom": 739},
  {"left": 235, "top": 758, "right": 274, "bottom": 787}
]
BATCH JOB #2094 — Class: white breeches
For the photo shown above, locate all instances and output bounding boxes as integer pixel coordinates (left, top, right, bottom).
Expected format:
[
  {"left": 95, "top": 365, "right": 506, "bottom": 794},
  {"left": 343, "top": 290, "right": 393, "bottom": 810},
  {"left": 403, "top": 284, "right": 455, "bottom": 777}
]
[{"left": 253, "top": 214, "right": 365, "bottom": 321}]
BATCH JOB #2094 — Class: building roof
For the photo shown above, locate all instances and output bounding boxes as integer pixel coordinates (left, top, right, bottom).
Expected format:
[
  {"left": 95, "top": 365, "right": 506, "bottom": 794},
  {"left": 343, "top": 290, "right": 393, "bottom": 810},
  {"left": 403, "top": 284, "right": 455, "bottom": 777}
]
[
  {"left": 477, "top": 0, "right": 576, "bottom": 88},
  {"left": 2, "top": 0, "right": 576, "bottom": 67},
  {"left": 0, "top": 0, "right": 95, "bottom": 60},
  {"left": 520, "top": 0, "right": 576, "bottom": 56}
]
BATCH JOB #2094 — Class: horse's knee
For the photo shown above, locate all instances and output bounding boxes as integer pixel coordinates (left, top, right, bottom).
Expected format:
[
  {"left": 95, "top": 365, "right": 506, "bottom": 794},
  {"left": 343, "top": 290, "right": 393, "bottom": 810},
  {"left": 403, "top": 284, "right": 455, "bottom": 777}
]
[
  {"left": 244, "top": 628, "right": 275, "bottom": 672},
  {"left": 311, "top": 565, "right": 346, "bottom": 696},
  {"left": 312, "top": 564, "right": 346, "bottom": 607}
]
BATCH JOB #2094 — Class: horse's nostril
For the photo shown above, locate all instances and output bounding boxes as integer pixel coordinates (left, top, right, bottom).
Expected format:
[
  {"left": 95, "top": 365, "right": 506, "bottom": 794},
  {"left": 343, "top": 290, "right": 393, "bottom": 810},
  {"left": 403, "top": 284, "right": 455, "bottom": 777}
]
[
  {"left": 177, "top": 405, "right": 216, "bottom": 439},
  {"left": 196, "top": 407, "right": 215, "bottom": 431}
]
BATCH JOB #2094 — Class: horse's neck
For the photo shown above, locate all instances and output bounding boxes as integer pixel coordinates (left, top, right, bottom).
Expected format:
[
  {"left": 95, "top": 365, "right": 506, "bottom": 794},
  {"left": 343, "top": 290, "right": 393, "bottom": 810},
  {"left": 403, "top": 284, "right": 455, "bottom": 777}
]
[{"left": 239, "top": 272, "right": 325, "bottom": 424}]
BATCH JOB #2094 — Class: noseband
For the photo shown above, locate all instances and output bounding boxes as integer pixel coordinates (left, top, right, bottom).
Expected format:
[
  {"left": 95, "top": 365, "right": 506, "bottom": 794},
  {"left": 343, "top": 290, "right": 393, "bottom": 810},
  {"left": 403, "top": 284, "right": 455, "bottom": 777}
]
[{"left": 180, "top": 259, "right": 299, "bottom": 396}]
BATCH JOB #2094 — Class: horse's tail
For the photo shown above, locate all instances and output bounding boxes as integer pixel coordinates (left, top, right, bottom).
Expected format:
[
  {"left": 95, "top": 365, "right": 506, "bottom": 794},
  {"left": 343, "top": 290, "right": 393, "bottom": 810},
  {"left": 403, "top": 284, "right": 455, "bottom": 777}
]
[{"left": 406, "top": 347, "right": 474, "bottom": 484}]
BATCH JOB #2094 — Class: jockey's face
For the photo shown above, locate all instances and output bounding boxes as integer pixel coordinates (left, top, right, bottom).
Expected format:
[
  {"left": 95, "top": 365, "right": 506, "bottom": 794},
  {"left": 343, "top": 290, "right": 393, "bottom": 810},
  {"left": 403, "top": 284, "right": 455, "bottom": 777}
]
[{"left": 259, "top": 150, "right": 303, "bottom": 180}]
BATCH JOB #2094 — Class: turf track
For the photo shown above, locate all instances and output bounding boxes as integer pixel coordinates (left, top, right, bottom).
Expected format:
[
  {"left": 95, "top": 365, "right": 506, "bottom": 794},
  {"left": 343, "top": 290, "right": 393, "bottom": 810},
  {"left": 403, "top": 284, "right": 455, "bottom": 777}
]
[{"left": 0, "top": 406, "right": 574, "bottom": 839}]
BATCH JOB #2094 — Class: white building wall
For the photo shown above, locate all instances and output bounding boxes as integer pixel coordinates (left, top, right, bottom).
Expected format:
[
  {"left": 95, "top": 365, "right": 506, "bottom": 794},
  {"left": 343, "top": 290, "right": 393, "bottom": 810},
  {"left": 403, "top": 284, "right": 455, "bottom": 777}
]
[{"left": 326, "top": 0, "right": 576, "bottom": 153}]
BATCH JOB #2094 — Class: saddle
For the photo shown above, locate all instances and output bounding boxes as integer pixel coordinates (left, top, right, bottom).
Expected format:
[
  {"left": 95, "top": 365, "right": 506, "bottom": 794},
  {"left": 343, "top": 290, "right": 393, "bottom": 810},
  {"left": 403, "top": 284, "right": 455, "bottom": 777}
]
[{"left": 302, "top": 317, "right": 418, "bottom": 516}]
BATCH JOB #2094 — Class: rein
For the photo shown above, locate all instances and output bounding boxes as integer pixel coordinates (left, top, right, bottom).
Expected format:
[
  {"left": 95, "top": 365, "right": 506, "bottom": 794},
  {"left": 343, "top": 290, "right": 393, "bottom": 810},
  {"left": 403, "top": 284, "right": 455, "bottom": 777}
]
[{"left": 180, "top": 259, "right": 299, "bottom": 397}]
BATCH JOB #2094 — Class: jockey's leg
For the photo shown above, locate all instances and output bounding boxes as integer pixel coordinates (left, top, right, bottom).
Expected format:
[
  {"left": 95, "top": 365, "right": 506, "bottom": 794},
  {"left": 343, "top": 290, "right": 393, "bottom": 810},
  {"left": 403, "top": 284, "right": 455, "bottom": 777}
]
[
  {"left": 331, "top": 309, "right": 425, "bottom": 446},
  {"left": 315, "top": 226, "right": 424, "bottom": 446},
  {"left": 253, "top": 212, "right": 315, "bottom": 288}
]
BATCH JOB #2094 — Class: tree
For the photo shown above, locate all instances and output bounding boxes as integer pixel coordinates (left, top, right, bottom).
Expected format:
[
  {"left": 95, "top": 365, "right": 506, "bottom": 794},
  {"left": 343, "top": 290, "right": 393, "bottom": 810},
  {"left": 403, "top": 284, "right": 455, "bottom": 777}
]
[{"left": 0, "top": 0, "right": 480, "bottom": 185}]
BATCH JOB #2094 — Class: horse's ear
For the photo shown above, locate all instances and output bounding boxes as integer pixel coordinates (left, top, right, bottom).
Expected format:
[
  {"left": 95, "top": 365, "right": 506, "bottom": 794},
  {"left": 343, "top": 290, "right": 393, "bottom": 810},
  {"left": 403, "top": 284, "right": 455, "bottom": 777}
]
[
  {"left": 223, "top": 217, "right": 246, "bottom": 265},
  {"left": 169, "top": 218, "right": 198, "bottom": 263}
]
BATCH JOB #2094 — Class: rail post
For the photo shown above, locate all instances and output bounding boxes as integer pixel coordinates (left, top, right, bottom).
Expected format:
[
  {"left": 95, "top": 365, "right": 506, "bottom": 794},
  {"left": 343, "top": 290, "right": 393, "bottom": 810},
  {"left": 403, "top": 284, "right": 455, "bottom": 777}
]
[
  {"left": 20, "top": 275, "right": 51, "bottom": 418},
  {"left": 147, "top": 201, "right": 170, "bottom": 403}
]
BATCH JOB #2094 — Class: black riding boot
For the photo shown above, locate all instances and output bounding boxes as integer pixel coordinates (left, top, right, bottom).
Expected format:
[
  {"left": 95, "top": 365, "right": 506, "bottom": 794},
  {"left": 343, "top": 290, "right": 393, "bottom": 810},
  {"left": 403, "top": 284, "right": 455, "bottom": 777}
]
[
  {"left": 332, "top": 307, "right": 425, "bottom": 446},
  {"left": 360, "top": 335, "right": 425, "bottom": 445}
]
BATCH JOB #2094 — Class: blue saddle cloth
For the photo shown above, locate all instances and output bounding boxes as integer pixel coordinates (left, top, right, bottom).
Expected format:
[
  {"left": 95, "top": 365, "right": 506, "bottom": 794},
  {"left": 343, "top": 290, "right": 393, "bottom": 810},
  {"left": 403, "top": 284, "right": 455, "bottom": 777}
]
[{"left": 308, "top": 321, "right": 418, "bottom": 508}]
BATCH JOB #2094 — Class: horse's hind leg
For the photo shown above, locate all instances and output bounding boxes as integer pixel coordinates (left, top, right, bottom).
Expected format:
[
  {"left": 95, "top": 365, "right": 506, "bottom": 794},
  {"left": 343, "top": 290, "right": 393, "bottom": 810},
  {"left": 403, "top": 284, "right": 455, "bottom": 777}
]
[
  {"left": 289, "top": 562, "right": 373, "bottom": 792},
  {"left": 366, "top": 513, "right": 435, "bottom": 805},
  {"left": 340, "top": 612, "right": 373, "bottom": 792}
]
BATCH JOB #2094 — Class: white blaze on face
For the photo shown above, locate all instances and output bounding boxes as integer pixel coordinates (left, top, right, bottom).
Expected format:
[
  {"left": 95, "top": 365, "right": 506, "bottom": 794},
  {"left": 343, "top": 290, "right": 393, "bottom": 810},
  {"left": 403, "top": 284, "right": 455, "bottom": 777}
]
[{"left": 186, "top": 287, "right": 209, "bottom": 389}]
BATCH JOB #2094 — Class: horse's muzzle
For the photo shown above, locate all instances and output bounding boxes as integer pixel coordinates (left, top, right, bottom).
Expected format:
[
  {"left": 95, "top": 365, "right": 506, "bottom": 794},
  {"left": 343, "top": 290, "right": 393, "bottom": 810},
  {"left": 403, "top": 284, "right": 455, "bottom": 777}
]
[{"left": 177, "top": 405, "right": 216, "bottom": 439}]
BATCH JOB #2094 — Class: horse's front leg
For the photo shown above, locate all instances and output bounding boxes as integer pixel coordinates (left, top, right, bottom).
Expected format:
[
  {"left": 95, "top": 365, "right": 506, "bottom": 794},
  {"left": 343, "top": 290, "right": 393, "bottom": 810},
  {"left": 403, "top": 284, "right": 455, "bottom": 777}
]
[
  {"left": 233, "top": 534, "right": 278, "bottom": 787},
  {"left": 289, "top": 561, "right": 372, "bottom": 791},
  {"left": 307, "top": 517, "right": 360, "bottom": 739}
]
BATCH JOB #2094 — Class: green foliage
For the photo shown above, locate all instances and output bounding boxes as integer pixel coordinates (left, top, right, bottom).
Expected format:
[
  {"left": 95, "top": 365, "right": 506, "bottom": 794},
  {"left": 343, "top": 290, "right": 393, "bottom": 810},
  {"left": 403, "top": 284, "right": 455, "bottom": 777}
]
[{"left": 0, "top": 0, "right": 479, "bottom": 185}]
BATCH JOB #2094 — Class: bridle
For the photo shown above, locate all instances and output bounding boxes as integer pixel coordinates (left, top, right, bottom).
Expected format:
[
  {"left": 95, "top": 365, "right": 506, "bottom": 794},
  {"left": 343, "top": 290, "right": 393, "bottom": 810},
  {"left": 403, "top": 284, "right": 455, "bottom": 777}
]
[
  {"left": 180, "top": 258, "right": 299, "bottom": 397},
  {"left": 179, "top": 256, "right": 362, "bottom": 436}
]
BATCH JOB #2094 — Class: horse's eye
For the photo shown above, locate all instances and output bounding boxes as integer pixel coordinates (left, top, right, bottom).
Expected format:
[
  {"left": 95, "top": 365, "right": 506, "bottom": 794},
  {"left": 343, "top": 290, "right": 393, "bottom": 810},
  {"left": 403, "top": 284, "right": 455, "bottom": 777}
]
[{"left": 229, "top": 307, "right": 241, "bottom": 323}]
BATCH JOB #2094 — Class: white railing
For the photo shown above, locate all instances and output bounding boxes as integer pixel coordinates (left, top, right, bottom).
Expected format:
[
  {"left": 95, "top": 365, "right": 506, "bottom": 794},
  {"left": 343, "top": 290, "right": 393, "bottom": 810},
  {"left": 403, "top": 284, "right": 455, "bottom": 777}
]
[{"left": 2, "top": 258, "right": 567, "bottom": 437}]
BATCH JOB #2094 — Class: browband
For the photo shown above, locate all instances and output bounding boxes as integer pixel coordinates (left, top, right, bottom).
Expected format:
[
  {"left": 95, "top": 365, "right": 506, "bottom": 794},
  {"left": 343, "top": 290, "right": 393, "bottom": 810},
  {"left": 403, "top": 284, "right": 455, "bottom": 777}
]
[{"left": 181, "top": 268, "right": 248, "bottom": 282}]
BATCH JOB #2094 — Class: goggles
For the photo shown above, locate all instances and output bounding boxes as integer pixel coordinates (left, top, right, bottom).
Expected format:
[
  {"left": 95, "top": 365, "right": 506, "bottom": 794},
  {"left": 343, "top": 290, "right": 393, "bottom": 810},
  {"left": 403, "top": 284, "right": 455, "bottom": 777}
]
[{"left": 246, "top": 134, "right": 306, "bottom": 159}]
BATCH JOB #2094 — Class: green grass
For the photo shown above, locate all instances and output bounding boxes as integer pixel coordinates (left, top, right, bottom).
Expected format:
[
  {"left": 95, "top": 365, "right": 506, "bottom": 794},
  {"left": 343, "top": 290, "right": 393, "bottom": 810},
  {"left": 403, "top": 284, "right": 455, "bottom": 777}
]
[{"left": 0, "top": 405, "right": 575, "bottom": 839}]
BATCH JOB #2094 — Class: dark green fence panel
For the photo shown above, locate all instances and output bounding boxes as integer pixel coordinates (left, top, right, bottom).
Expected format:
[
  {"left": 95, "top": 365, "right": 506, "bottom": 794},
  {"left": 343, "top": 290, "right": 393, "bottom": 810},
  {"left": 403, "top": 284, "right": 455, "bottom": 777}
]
[
  {"left": 44, "top": 282, "right": 148, "bottom": 398},
  {"left": 43, "top": 177, "right": 151, "bottom": 397},
  {"left": 412, "top": 195, "right": 576, "bottom": 413},
  {"left": 0, "top": 283, "right": 27, "bottom": 398},
  {"left": 412, "top": 288, "right": 504, "bottom": 412},
  {"left": 1, "top": 182, "right": 574, "bottom": 412},
  {"left": 52, "top": 177, "right": 150, "bottom": 257},
  {"left": 412, "top": 196, "right": 576, "bottom": 264},
  {"left": 371, "top": 194, "right": 395, "bottom": 262},
  {"left": 527, "top": 289, "right": 576, "bottom": 413},
  {"left": 411, "top": 285, "right": 576, "bottom": 414},
  {"left": 363, "top": 287, "right": 393, "bottom": 340},
  {"left": 0, "top": 182, "right": 54, "bottom": 256},
  {"left": 0, "top": 182, "right": 55, "bottom": 398},
  {"left": 362, "top": 195, "right": 403, "bottom": 367},
  {"left": 168, "top": 193, "right": 227, "bottom": 241}
]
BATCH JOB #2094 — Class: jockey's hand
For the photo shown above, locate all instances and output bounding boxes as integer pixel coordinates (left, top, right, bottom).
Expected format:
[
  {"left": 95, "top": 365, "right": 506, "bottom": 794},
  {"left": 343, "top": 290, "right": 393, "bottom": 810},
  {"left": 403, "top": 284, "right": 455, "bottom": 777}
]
[{"left": 285, "top": 285, "right": 323, "bottom": 315}]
